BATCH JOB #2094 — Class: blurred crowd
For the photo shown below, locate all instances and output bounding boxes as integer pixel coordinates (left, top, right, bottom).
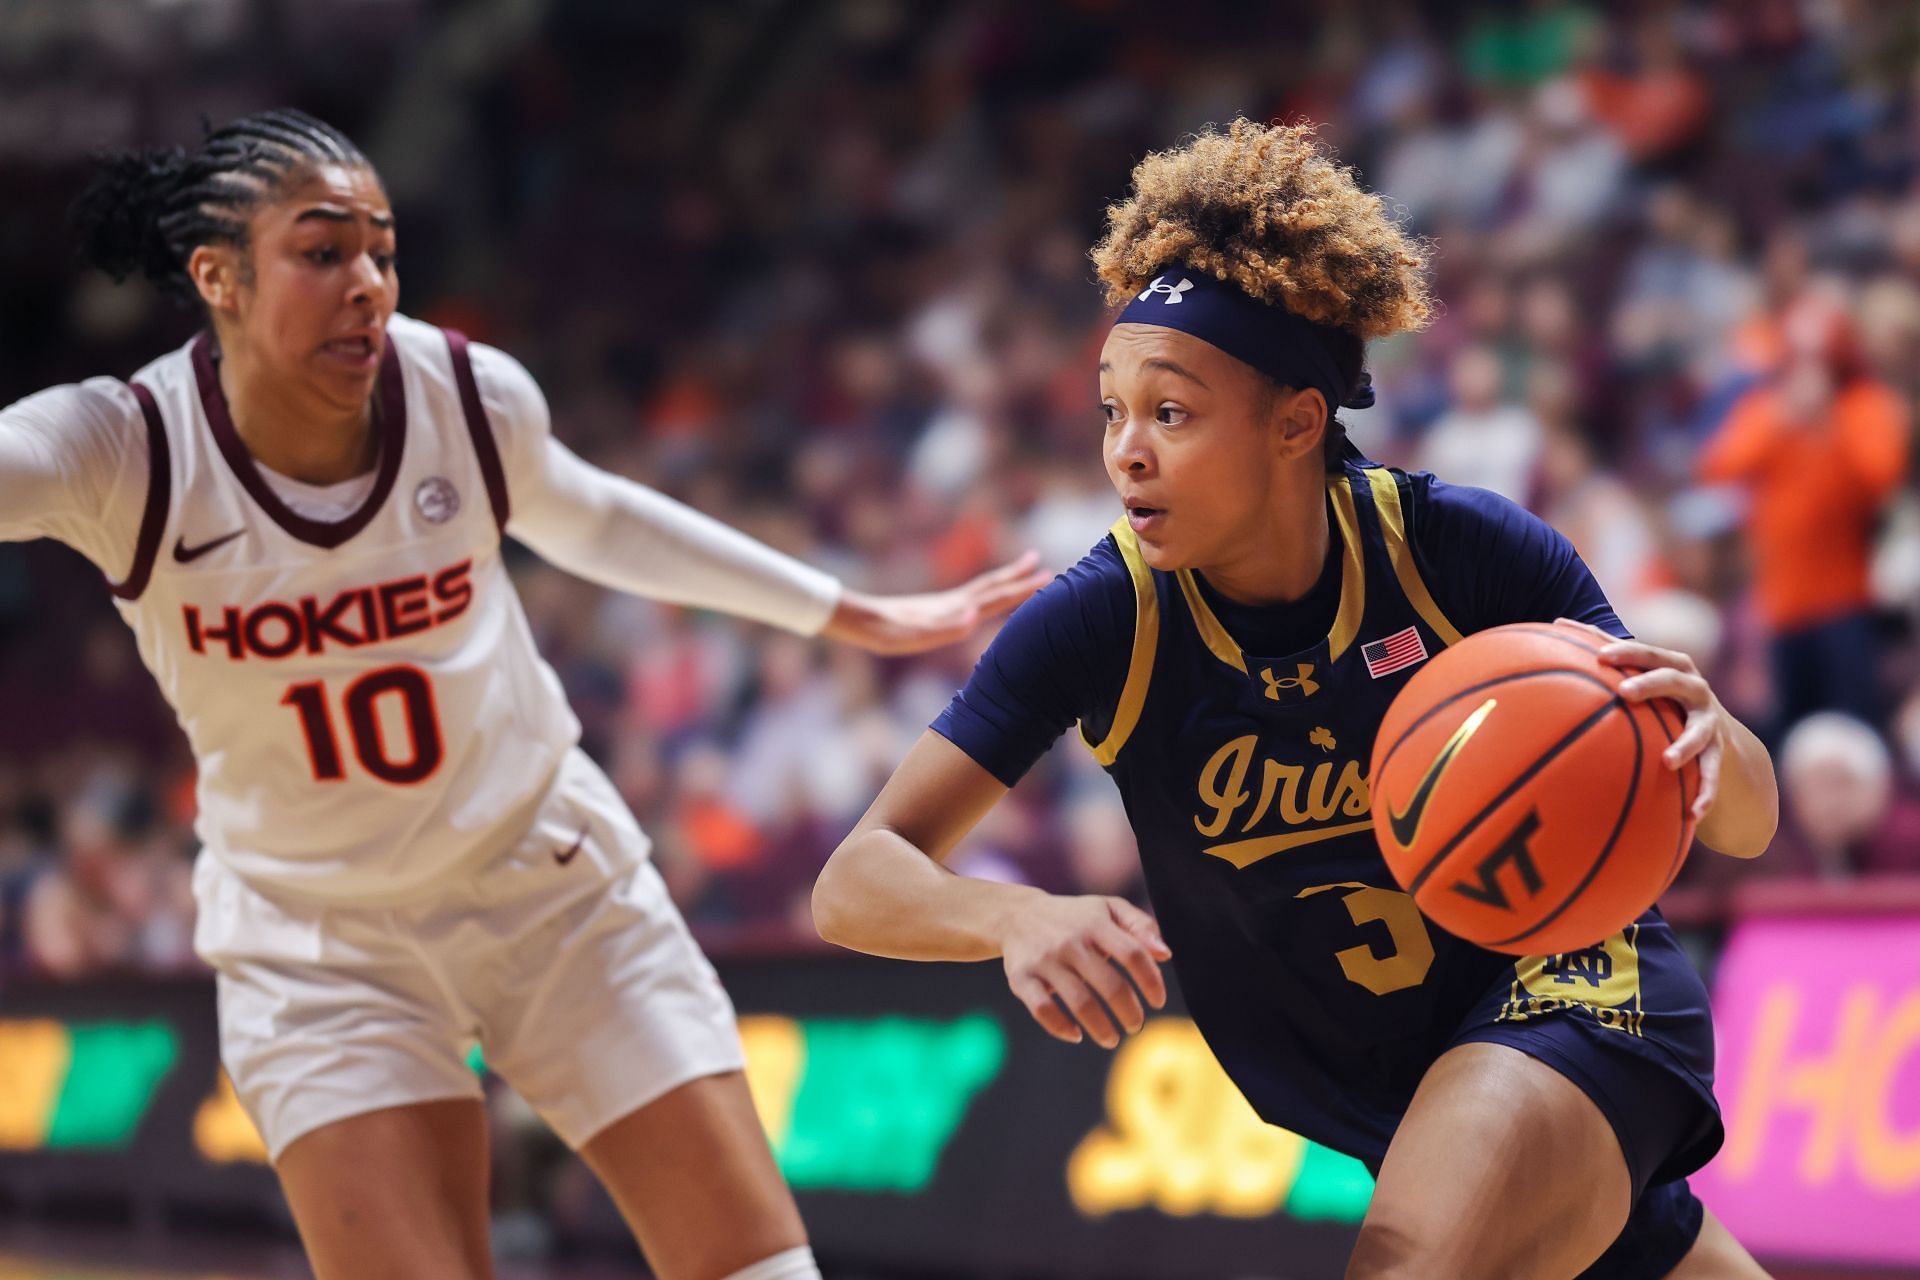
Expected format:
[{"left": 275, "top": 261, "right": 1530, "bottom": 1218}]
[{"left": 4, "top": 0, "right": 1920, "bottom": 983}]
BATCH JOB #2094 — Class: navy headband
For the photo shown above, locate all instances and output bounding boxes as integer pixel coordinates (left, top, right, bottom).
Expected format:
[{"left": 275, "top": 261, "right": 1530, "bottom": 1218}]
[{"left": 1114, "top": 270, "right": 1374, "bottom": 410}]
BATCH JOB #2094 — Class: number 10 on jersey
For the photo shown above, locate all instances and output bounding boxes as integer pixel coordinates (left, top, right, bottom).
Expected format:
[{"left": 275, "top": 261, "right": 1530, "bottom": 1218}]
[{"left": 282, "top": 664, "right": 443, "bottom": 785}]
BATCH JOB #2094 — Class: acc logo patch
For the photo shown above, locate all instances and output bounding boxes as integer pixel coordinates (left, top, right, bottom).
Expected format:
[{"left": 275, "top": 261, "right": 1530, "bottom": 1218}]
[{"left": 414, "top": 476, "right": 461, "bottom": 524}]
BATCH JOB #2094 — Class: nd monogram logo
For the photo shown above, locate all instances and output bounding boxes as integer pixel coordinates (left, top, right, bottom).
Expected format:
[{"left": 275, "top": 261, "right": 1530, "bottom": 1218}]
[
  {"left": 1260, "top": 663, "right": 1319, "bottom": 701},
  {"left": 1137, "top": 275, "right": 1194, "bottom": 305},
  {"left": 1502, "top": 930, "right": 1644, "bottom": 1035},
  {"left": 1543, "top": 945, "right": 1613, "bottom": 988}
]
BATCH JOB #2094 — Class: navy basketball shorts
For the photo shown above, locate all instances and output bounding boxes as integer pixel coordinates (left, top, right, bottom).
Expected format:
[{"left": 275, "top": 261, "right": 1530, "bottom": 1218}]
[{"left": 1448, "top": 915, "right": 1725, "bottom": 1279}]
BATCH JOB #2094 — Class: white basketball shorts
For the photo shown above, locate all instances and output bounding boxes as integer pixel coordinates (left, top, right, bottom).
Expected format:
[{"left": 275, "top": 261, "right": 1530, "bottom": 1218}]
[{"left": 192, "top": 747, "right": 744, "bottom": 1161}]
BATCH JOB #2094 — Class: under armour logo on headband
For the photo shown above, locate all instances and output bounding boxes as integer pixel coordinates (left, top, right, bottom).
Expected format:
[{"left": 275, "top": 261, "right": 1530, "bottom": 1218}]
[
  {"left": 1137, "top": 276, "right": 1194, "bottom": 304},
  {"left": 1115, "top": 269, "right": 1371, "bottom": 414}
]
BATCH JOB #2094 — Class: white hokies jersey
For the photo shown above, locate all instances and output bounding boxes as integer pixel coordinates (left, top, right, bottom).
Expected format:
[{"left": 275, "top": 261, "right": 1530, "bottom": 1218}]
[
  {"left": 4, "top": 315, "right": 840, "bottom": 903},
  {"left": 108, "top": 316, "right": 580, "bottom": 902}
]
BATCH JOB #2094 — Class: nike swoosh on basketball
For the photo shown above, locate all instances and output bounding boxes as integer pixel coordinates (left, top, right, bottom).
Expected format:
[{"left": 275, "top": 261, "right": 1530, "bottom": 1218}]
[
  {"left": 553, "top": 828, "right": 587, "bottom": 866},
  {"left": 1387, "top": 698, "right": 1498, "bottom": 848},
  {"left": 172, "top": 528, "right": 245, "bottom": 563}
]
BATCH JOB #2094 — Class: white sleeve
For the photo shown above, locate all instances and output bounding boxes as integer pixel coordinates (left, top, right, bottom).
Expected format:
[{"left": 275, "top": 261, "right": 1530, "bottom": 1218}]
[
  {"left": 469, "top": 343, "right": 843, "bottom": 635},
  {"left": 0, "top": 378, "right": 150, "bottom": 581}
]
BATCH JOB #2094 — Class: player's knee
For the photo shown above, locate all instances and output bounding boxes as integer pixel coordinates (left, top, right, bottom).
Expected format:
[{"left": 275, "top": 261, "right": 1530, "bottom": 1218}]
[
  {"left": 1345, "top": 1218, "right": 1526, "bottom": 1280},
  {"left": 717, "top": 1244, "right": 821, "bottom": 1280},
  {"left": 1344, "top": 1218, "right": 1425, "bottom": 1280}
]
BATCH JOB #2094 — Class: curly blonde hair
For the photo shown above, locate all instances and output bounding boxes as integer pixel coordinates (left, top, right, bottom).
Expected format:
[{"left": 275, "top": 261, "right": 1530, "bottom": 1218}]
[{"left": 1092, "top": 119, "right": 1432, "bottom": 341}]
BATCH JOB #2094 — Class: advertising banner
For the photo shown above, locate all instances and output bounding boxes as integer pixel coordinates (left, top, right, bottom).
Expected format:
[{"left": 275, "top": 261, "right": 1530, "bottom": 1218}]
[
  {"left": 1693, "top": 916, "right": 1920, "bottom": 1268},
  {"left": 0, "top": 958, "right": 1370, "bottom": 1279}
]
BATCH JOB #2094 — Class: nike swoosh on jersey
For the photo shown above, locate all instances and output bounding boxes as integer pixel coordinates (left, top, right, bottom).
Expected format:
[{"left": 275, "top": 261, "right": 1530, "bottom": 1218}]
[
  {"left": 554, "top": 827, "right": 587, "bottom": 866},
  {"left": 172, "top": 528, "right": 246, "bottom": 563},
  {"left": 1386, "top": 698, "right": 1498, "bottom": 848}
]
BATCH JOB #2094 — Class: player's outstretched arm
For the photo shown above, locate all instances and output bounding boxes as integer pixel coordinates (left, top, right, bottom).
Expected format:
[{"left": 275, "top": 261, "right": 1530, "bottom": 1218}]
[
  {"left": 508, "top": 435, "right": 1047, "bottom": 651},
  {"left": 0, "top": 383, "right": 145, "bottom": 575},
  {"left": 818, "top": 553, "right": 1050, "bottom": 655},
  {"left": 0, "top": 413, "right": 77, "bottom": 542},
  {"left": 813, "top": 730, "right": 1170, "bottom": 1049}
]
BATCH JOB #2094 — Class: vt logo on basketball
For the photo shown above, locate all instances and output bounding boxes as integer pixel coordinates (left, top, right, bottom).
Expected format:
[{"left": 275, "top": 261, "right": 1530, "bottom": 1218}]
[
  {"left": 1449, "top": 810, "right": 1545, "bottom": 911},
  {"left": 1193, "top": 734, "right": 1372, "bottom": 869}
]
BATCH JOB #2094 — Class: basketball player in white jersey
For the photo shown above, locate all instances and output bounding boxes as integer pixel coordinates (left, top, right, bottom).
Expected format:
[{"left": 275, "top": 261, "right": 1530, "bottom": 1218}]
[{"left": 0, "top": 109, "right": 1046, "bottom": 1280}]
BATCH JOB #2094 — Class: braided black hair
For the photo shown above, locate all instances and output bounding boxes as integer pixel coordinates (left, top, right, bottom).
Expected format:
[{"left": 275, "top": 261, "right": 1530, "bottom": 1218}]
[{"left": 70, "top": 108, "right": 370, "bottom": 304}]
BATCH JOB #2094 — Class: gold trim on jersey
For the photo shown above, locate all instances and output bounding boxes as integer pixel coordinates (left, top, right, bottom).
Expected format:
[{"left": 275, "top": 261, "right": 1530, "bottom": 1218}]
[
  {"left": 1175, "top": 569, "right": 1247, "bottom": 673},
  {"left": 1326, "top": 478, "right": 1367, "bottom": 662},
  {"left": 1363, "top": 467, "right": 1464, "bottom": 647},
  {"left": 1174, "top": 475, "right": 1368, "bottom": 673},
  {"left": 1081, "top": 519, "right": 1160, "bottom": 766},
  {"left": 1204, "top": 820, "right": 1374, "bottom": 869}
]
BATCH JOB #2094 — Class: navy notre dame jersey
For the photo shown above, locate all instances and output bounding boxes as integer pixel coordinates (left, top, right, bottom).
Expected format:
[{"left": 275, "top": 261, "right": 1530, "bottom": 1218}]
[{"left": 935, "top": 456, "right": 1724, "bottom": 1267}]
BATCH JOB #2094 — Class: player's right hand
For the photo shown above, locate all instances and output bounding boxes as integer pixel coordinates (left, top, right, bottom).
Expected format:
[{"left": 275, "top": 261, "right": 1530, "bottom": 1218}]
[{"left": 998, "top": 895, "right": 1171, "bottom": 1048}]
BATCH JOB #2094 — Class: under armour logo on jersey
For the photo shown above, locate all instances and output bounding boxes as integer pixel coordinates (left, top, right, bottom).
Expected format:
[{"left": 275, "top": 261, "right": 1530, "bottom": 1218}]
[
  {"left": 1137, "top": 275, "right": 1194, "bottom": 304},
  {"left": 1260, "top": 663, "right": 1319, "bottom": 700}
]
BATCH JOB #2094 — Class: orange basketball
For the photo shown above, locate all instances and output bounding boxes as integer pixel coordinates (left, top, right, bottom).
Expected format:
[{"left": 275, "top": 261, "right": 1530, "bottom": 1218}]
[{"left": 1369, "top": 621, "right": 1698, "bottom": 955}]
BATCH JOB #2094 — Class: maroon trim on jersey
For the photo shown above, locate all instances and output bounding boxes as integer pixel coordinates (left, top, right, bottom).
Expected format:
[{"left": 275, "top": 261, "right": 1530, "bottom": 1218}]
[
  {"left": 107, "top": 381, "right": 172, "bottom": 601},
  {"left": 443, "top": 329, "right": 509, "bottom": 534},
  {"left": 192, "top": 329, "right": 408, "bottom": 549}
]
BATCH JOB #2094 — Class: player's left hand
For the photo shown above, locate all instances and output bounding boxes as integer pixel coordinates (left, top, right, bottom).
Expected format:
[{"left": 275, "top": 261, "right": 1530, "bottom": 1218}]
[
  {"left": 822, "top": 552, "right": 1052, "bottom": 656},
  {"left": 1556, "top": 618, "right": 1726, "bottom": 821}
]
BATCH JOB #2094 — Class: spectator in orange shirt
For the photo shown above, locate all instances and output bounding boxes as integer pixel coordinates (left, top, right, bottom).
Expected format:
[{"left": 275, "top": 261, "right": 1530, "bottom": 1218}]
[
  {"left": 1700, "top": 294, "right": 1911, "bottom": 735},
  {"left": 1580, "top": 14, "right": 1711, "bottom": 167}
]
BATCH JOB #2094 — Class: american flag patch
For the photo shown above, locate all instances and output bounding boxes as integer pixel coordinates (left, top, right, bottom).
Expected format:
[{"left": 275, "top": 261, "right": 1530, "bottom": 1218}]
[{"left": 1363, "top": 626, "right": 1428, "bottom": 678}]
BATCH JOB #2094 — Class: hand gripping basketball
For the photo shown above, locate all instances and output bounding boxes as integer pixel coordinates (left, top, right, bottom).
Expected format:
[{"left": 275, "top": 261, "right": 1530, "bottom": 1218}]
[{"left": 1369, "top": 620, "right": 1699, "bottom": 955}]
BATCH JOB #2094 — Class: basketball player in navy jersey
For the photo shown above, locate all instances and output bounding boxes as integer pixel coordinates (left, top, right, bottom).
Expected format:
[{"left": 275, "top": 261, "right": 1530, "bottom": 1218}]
[{"left": 814, "top": 121, "right": 1778, "bottom": 1278}]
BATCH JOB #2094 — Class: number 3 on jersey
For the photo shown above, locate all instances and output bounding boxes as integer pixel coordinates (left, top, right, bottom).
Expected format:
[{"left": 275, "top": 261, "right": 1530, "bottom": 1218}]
[
  {"left": 282, "top": 664, "right": 443, "bottom": 785},
  {"left": 1296, "top": 881, "right": 1436, "bottom": 996}
]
